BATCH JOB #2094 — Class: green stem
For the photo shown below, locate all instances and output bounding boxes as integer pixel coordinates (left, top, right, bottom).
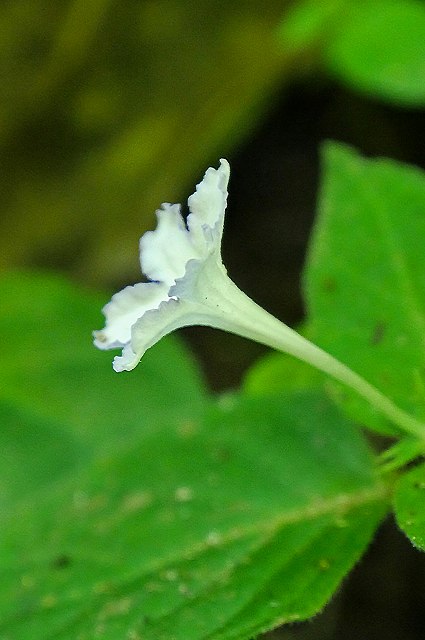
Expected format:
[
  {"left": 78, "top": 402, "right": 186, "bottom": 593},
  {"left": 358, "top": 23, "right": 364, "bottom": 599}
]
[
  {"left": 379, "top": 439, "right": 425, "bottom": 473},
  {"left": 203, "top": 271, "right": 425, "bottom": 441},
  {"left": 267, "top": 324, "right": 425, "bottom": 440}
]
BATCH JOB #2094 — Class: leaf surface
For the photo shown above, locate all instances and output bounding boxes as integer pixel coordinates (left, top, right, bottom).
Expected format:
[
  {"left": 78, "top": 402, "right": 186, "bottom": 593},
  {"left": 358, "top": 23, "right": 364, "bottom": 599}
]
[
  {"left": 1, "top": 392, "right": 387, "bottom": 640},
  {"left": 325, "top": 0, "right": 425, "bottom": 105},
  {"left": 305, "top": 143, "right": 425, "bottom": 433},
  {"left": 0, "top": 271, "right": 207, "bottom": 454},
  {"left": 394, "top": 462, "right": 425, "bottom": 552},
  {"left": 0, "top": 270, "right": 208, "bottom": 517}
]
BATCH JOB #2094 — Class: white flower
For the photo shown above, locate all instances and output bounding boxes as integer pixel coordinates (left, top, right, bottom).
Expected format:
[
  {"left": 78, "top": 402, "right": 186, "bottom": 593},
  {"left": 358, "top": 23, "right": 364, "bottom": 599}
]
[
  {"left": 94, "top": 158, "right": 338, "bottom": 375},
  {"left": 93, "top": 159, "right": 425, "bottom": 444},
  {"left": 94, "top": 159, "right": 225, "bottom": 370},
  {"left": 93, "top": 159, "right": 357, "bottom": 377},
  {"left": 95, "top": 158, "right": 299, "bottom": 372}
]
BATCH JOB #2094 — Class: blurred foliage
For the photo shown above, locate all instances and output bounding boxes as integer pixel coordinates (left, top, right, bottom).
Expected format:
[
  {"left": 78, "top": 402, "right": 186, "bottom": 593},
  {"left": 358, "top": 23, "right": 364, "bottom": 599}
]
[
  {"left": 0, "top": 271, "right": 207, "bottom": 463},
  {"left": 0, "top": 0, "right": 293, "bottom": 284},
  {"left": 324, "top": 0, "right": 425, "bottom": 105},
  {"left": 3, "top": 0, "right": 425, "bottom": 287},
  {"left": 280, "top": 0, "right": 425, "bottom": 106}
]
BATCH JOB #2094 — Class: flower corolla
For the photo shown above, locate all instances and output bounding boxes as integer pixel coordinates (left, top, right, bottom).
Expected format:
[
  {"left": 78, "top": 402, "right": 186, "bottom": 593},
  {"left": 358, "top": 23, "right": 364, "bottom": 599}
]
[
  {"left": 94, "top": 159, "right": 318, "bottom": 373},
  {"left": 94, "top": 160, "right": 243, "bottom": 370}
]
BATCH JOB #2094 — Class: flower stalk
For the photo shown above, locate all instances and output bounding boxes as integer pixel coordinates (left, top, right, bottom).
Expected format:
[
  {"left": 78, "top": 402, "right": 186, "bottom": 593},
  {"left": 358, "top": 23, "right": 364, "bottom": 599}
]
[{"left": 182, "top": 263, "right": 425, "bottom": 440}]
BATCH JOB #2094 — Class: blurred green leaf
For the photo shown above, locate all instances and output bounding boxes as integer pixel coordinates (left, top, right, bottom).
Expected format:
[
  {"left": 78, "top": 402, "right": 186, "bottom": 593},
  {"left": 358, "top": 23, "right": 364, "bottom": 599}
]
[
  {"left": 0, "top": 271, "right": 207, "bottom": 454},
  {"left": 304, "top": 142, "right": 425, "bottom": 434},
  {"left": 1, "top": 391, "right": 387, "bottom": 640},
  {"left": 378, "top": 437, "right": 425, "bottom": 474},
  {"left": 394, "top": 462, "right": 425, "bottom": 551},
  {"left": 0, "top": 401, "right": 81, "bottom": 509},
  {"left": 278, "top": 0, "right": 347, "bottom": 52},
  {"left": 243, "top": 331, "right": 322, "bottom": 396},
  {"left": 324, "top": 0, "right": 425, "bottom": 106}
]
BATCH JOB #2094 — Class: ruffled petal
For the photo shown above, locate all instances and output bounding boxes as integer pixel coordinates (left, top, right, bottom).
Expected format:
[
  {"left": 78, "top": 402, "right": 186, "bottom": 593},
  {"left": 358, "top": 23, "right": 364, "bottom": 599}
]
[
  {"left": 93, "top": 281, "right": 169, "bottom": 348},
  {"left": 140, "top": 203, "right": 200, "bottom": 285},
  {"left": 112, "top": 342, "right": 139, "bottom": 373},
  {"left": 113, "top": 298, "right": 196, "bottom": 372},
  {"left": 187, "top": 158, "right": 230, "bottom": 251},
  {"left": 94, "top": 159, "right": 233, "bottom": 372}
]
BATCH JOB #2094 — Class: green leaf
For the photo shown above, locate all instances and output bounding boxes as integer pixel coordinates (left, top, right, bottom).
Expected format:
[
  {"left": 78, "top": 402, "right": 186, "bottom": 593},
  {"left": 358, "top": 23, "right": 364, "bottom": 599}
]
[
  {"left": 324, "top": 0, "right": 425, "bottom": 106},
  {"left": 0, "top": 270, "right": 207, "bottom": 520},
  {"left": 0, "top": 271, "right": 207, "bottom": 453},
  {"left": 379, "top": 437, "right": 425, "bottom": 474},
  {"left": 0, "top": 401, "right": 82, "bottom": 510},
  {"left": 305, "top": 142, "right": 425, "bottom": 434},
  {"left": 1, "top": 391, "right": 388, "bottom": 639},
  {"left": 278, "top": 0, "right": 348, "bottom": 52},
  {"left": 394, "top": 462, "right": 425, "bottom": 551}
]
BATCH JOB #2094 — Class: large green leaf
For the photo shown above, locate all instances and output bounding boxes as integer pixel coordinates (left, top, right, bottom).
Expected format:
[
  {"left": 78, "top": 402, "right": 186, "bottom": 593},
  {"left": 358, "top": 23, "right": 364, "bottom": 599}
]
[
  {"left": 304, "top": 143, "right": 425, "bottom": 434},
  {"left": 394, "top": 462, "right": 425, "bottom": 551},
  {"left": 0, "top": 271, "right": 207, "bottom": 453},
  {"left": 324, "top": 0, "right": 425, "bottom": 106},
  {"left": 0, "top": 270, "right": 208, "bottom": 519},
  {"left": 1, "top": 391, "right": 388, "bottom": 640},
  {"left": 0, "top": 400, "right": 82, "bottom": 510}
]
